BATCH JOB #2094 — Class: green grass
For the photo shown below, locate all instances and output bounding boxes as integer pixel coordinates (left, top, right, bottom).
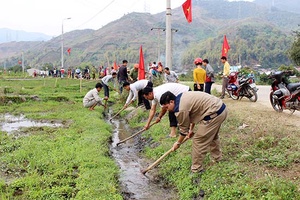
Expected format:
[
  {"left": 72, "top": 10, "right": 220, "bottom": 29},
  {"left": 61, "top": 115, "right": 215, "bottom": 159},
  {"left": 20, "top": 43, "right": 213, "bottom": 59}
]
[
  {"left": 139, "top": 98, "right": 300, "bottom": 199},
  {"left": 0, "top": 77, "right": 299, "bottom": 199},
  {"left": 0, "top": 78, "right": 122, "bottom": 200}
]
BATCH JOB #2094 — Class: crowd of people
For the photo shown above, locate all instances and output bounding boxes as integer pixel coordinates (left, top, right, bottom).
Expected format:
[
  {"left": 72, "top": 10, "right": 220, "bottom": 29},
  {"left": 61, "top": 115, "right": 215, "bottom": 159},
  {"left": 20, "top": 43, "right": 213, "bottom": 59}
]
[{"left": 83, "top": 57, "right": 230, "bottom": 174}]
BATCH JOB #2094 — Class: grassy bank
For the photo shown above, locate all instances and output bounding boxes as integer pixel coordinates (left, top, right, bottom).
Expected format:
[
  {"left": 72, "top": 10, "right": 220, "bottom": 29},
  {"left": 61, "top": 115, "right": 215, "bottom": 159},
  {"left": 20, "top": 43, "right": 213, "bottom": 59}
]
[
  {"left": 139, "top": 95, "right": 300, "bottom": 199},
  {"left": 0, "top": 78, "right": 122, "bottom": 199},
  {"left": 0, "top": 77, "right": 299, "bottom": 199}
]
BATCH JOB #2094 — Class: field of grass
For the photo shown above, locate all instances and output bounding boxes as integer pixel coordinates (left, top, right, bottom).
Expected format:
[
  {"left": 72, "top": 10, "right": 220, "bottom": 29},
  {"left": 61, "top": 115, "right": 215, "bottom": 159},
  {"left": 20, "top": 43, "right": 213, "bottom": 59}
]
[
  {"left": 0, "top": 77, "right": 122, "bottom": 199},
  {"left": 0, "top": 77, "right": 299, "bottom": 199}
]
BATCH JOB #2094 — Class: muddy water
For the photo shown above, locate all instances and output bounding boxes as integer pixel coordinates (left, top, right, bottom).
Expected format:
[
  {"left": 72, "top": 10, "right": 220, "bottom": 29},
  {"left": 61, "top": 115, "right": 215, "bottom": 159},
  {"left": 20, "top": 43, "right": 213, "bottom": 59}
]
[
  {"left": 0, "top": 113, "right": 63, "bottom": 135},
  {"left": 110, "top": 118, "right": 178, "bottom": 200}
]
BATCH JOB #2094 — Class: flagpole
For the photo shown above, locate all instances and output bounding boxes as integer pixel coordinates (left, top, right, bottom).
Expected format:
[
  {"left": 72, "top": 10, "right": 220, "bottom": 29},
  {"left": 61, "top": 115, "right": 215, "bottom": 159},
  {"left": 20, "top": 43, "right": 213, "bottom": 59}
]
[{"left": 166, "top": 0, "right": 172, "bottom": 70}]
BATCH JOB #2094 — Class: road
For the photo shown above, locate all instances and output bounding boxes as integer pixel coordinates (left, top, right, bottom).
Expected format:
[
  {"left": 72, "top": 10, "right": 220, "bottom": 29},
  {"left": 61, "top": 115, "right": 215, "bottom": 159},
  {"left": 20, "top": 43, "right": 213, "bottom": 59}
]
[{"left": 212, "top": 84, "right": 300, "bottom": 117}]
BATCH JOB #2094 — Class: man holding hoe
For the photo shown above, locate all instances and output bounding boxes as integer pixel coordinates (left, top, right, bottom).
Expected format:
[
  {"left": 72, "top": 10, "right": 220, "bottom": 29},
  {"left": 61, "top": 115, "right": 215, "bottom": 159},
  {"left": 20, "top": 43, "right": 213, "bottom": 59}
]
[
  {"left": 122, "top": 79, "right": 153, "bottom": 110},
  {"left": 159, "top": 91, "right": 227, "bottom": 173},
  {"left": 142, "top": 83, "right": 190, "bottom": 138}
]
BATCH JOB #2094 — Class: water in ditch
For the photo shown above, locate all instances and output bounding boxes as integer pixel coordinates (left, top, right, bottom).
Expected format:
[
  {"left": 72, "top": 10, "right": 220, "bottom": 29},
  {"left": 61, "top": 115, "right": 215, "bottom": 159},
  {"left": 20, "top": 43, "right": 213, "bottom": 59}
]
[
  {"left": 0, "top": 113, "right": 63, "bottom": 136},
  {"left": 110, "top": 118, "right": 178, "bottom": 200}
]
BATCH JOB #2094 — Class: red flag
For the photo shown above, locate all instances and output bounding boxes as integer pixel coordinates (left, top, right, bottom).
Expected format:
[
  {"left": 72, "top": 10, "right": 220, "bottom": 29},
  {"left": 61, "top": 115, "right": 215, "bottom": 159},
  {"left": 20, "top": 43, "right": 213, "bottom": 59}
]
[
  {"left": 182, "top": 0, "right": 192, "bottom": 23},
  {"left": 67, "top": 48, "right": 71, "bottom": 55},
  {"left": 113, "top": 61, "right": 118, "bottom": 71},
  {"left": 222, "top": 35, "right": 230, "bottom": 57},
  {"left": 138, "top": 45, "right": 145, "bottom": 80}
]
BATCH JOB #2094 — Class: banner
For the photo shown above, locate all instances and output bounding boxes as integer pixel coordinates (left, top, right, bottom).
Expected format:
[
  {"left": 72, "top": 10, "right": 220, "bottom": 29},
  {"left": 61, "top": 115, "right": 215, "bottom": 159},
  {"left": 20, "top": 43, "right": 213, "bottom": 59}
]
[
  {"left": 138, "top": 45, "right": 145, "bottom": 80},
  {"left": 182, "top": 0, "right": 192, "bottom": 23},
  {"left": 222, "top": 35, "right": 230, "bottom": 57}
]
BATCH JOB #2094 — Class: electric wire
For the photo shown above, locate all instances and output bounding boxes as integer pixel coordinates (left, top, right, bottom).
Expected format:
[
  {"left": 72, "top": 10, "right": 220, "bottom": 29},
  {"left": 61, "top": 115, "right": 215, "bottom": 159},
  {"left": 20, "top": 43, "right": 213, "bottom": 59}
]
[{"left": 75, "top": 0, "right": 116, "bottom": 29}]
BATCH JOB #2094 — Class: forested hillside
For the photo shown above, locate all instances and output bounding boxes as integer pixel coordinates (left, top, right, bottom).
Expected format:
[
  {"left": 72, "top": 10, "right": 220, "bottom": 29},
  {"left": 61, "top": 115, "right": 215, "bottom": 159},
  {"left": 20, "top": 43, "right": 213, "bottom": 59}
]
[{"left": 0, "top": 0, "right": 299, "bottom": 71}]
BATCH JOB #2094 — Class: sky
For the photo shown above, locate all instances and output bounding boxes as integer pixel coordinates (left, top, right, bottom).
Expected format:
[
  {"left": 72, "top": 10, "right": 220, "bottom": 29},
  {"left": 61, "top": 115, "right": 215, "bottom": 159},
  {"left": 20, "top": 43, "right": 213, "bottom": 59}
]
[
  {"left": 0, "top": 0, "right": 189, "bottom": 36},
  {"left": 0, "top": 0, "right": 253, "bottom": 37}
]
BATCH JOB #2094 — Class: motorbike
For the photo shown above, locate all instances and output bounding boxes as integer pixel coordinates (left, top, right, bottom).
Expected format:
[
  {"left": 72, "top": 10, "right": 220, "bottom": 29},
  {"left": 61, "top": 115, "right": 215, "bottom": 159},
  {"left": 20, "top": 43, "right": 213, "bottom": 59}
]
[
  {"left": 269, "top": 71, "right": 300, "bottom": 113},
  {"left": 227, "top": 71, "right": 258, "bottom": 102}
]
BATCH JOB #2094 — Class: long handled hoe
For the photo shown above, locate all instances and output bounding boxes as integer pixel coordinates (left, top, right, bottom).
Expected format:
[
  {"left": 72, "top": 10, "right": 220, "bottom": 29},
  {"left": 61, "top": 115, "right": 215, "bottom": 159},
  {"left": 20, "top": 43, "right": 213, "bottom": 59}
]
[
  {"left": 141, "top": 136, "right": 189, "bottom": 174},
  {"left": 116, "top": 122, "right": 157, "bottom": 146}
]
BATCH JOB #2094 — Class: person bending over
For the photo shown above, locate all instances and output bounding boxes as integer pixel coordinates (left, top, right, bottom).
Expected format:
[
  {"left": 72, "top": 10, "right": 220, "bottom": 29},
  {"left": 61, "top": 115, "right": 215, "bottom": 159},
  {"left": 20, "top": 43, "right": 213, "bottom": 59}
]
[{"left": 160, "top": 91, "right": 227, "bottom": 173}]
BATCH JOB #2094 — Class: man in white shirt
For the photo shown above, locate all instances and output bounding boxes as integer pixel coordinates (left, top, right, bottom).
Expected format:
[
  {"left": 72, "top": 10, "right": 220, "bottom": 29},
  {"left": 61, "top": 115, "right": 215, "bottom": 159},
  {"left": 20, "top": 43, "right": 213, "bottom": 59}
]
[
  {"left": 142, "top": 83, "right": 190, "bottom": 138},
  {"left": 101, "top": 72, "right": 117, "bottom": 100},
  {"left": 164, "top": 67, "right": 179, "bottom": 83},
  {"left": 83, "top": 83, "right": 107, "bottom": 111},
  {"left": 123, "top": 80, "right": 153, "bottom": 110}
]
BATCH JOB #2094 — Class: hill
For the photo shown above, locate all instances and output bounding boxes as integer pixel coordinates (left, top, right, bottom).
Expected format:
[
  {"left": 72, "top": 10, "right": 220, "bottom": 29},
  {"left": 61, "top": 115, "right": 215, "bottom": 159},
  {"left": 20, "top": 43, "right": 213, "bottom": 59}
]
[
  {"left": 0, "top": 0, "right": 300, "bottom": 71},
  {"left": 0, "top": 28, "right": 52, "bottom": 43}
]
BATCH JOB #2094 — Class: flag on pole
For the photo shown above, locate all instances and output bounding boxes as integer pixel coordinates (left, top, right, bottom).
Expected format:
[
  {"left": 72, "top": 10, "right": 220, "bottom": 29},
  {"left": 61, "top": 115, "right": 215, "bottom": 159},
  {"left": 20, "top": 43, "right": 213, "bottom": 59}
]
[
  {"left": 67, "top": 48, "right": 71, "bottom": 55},
  {"left": 138, "top": 45, "right": 145, "bottom": 80},
  {"left": 222, "top": 35, "right": 230, "bottom": 57},
  {"left": 113, "top": 61, "right": 118, "bottom": 71},
  {"left": 182, "top": 0, "right": 192, "bottom": 23}
]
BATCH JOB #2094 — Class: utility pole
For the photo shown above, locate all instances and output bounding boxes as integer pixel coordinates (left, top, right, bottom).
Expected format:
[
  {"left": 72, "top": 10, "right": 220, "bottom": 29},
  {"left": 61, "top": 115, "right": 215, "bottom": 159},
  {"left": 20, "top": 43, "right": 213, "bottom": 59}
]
[
  {"left": 22, "top": 52, "right": 24, "bottom": 75},
  {"left": 166, "top": 0, "right": 172, "bottom": 69},
  {"left": 151, "top": 27, "right": 178, "bottom": 67},
  {"left": 61, "top": 18, "right": 71, "bottom": 70}
]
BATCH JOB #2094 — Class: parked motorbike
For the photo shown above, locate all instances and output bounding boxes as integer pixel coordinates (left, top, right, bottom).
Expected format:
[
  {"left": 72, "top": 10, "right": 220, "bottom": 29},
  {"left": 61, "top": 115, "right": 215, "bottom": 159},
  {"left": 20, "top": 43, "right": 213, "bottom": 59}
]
[
  {"left": 227, "top": 71, "right": 258, "bottom": 102},
  {"left": 269, "top": 71, "right": 300, "bottom": 113}
]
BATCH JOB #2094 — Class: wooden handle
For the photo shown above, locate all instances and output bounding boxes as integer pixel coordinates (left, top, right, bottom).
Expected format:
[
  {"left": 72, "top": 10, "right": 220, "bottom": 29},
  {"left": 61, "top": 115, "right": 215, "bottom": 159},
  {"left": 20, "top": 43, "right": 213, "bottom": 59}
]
[
  {"left": 116, "top": 122, "right": 156, "bottom": 146},
  {"left": 110, "top": 107, "right": 126, "bottom": 120},
  {"left": 141, "top": 148, "right": 173, "bottom": 174},
  {"left": 141, "top": 136, "right": 189, "bottom": 174}
]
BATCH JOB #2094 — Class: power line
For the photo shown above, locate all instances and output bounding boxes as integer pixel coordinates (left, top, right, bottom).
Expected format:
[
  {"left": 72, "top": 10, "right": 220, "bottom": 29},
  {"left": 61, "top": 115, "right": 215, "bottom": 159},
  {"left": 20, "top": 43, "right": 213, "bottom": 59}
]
[{"left": 75, "top": 0, "right": 116, "bottom": 29}]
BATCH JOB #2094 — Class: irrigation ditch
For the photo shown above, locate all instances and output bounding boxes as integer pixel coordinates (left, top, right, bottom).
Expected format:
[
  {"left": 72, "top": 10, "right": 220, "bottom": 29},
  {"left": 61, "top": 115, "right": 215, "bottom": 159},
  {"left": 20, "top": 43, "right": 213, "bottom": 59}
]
[{"left": 108, "top": 108, "right": 178, "bottom": 200}]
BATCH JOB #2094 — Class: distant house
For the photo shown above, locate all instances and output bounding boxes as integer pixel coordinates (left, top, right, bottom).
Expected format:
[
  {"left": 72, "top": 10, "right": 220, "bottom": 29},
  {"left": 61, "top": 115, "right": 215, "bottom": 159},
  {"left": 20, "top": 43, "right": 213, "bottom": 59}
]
[{"left": 27, "top": 68, "right": 40, "bottom": 76}]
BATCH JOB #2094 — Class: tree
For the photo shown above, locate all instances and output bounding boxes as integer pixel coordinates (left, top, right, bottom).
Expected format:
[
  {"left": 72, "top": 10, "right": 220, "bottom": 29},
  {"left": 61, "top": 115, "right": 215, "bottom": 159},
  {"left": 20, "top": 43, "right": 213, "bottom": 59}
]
[{"left": 289, "top": 27, "right": 300, "bottom": 65}]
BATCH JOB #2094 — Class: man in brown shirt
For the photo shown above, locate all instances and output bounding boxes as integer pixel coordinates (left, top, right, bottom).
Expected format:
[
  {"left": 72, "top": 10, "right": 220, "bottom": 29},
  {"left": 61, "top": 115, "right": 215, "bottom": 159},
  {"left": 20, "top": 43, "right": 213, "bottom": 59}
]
[{"left": 160, "top": 91, "right": 227, "bottom": 173}]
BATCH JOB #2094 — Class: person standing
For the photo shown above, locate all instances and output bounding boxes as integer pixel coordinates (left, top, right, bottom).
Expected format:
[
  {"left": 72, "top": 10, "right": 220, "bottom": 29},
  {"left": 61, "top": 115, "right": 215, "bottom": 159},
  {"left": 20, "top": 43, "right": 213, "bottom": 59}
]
[
  {"left": 193, "top": 58, "right": 206, "bottom": 92},
  {"left": 142, "top": 83, "right": 191, "bottom": 138},
  {"left": 203, "top": 59, "right": 215, "bottom": 94},
  {"left": 101, "top": 72, "right": 117, "bottom": 100},
  {"left": 122, "top": 79, "right": 153, "bottom": 110},
  {"left": 160, "top": 91, "right": 227, "bottom": 173},
  {"left": 60, "top": 68, "right": 65, "bottom": 78},
  {"left": 220, "top": 56, "right": 230, "bottom": 99},
  {"left": 148, "top": 64, "right": 157, "bottom": 83},
  {"left": 129, "top": 63, "right": 139, "bottom": 83},
  {"left": 83, "top": 83, "right": 107, "bottom": 111},
  {"left": 117, "top": 60, "right": 129, "bottom": 94},
  {"left": 164, "top": 67, "right": 179, "bottom": 83},
  {"left": 71, "top": 68, "right": 75, "bottom": 79},
  {"left": 91, "top": 66, "right": 96, "bottom": 80},
  {"left": 157, "top": 62, "right": 163, "bottom": 75}
]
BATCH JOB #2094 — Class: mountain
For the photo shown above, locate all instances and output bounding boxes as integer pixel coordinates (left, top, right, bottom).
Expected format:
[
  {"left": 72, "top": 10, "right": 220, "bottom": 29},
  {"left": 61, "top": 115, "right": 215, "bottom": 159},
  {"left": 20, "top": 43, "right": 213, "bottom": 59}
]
[
  {"left": 0, "top": 28, "right": 52, "bottom": 43},
  {"left": 254, "top": 0, "right": 300, "bottom": 14},
  {"left": 0, "top": 0, "right": 300, "bottom": 71}
]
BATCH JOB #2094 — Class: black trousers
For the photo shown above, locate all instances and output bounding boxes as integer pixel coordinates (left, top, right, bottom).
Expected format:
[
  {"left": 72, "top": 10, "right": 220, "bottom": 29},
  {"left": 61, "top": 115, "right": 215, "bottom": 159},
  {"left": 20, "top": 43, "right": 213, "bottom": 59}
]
[
  {"left": 169, "top": 111, "right": 178, "bottom": 127},
  {"left": 194, "top": 83, "right": 204, "bottom": 92}
]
